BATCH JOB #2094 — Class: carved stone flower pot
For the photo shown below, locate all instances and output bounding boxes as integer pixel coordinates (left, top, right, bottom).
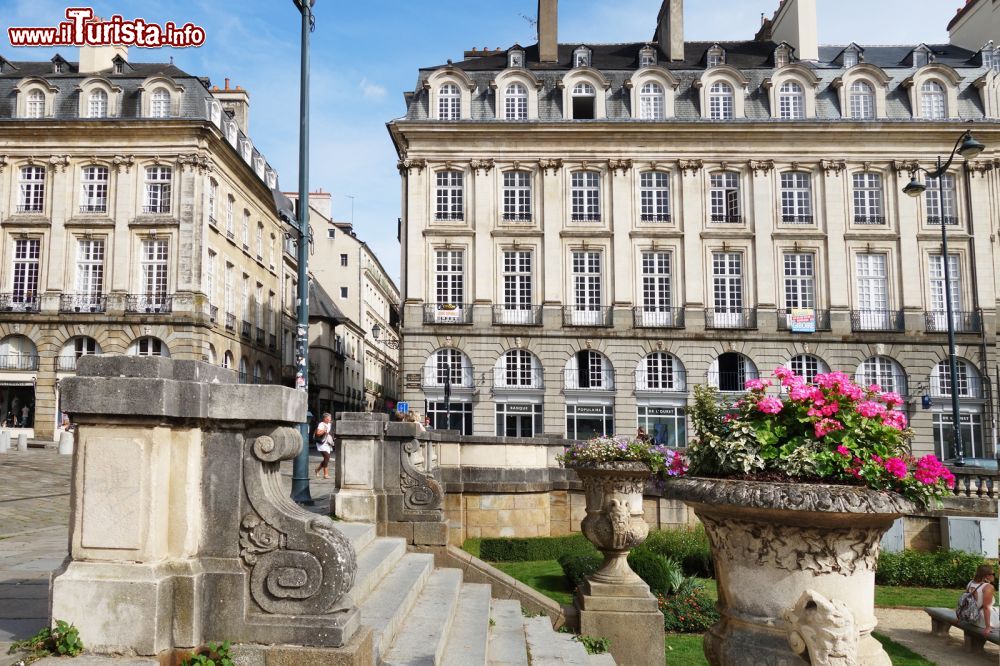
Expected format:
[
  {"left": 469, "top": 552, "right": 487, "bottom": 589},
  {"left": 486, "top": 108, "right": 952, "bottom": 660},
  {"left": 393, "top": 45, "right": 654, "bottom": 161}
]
[
  {"left": 667, "top": 477, "right": 914, "bottom": 666},
  {"left": 569, "top": 461, "right": 652, "bottom": 584}
]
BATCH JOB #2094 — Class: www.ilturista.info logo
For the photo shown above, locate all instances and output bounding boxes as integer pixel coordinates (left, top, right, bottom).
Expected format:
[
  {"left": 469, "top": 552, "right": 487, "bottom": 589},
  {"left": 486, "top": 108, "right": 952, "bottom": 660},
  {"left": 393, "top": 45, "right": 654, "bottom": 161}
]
[{"left": 8, "top": 7, "right": 206, "bottom": 48}]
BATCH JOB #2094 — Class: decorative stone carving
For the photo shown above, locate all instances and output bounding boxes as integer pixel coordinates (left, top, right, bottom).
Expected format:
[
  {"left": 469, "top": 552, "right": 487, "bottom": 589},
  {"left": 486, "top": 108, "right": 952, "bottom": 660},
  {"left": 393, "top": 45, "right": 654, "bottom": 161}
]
[
  {"left": 679, "top": 159, "right": 703, "bottom": 175},
  {"left": 968, "top": 160, "right": 994, "bottom": 177},
  {"left": 748, "top": 159, "right": 774, "bottom": 176},
  {"left": 538, "top": 158, "right": 563, "bottom": 175},
  {"left": 892, "top": 160, "right": 919, "bottom": 175},
  {"left": 470, "top": 158, "right": 495, "bottom": 175},
  {"left": 569, "top": 461, "right": 650, "bottom": 585},
  {"left": 821, "top": 159, "right": 847, "bottom": 176},
  {"left": 397, "top": 158, "right": 427, "bottom": 174},
  {"left": 49, "top": 155, "right": 71, "bottom": 172},
  {"left": 112, "top": 155, "right": 134, "bottom": 173},
  {"left": 607, "top": 158, "right": 633, "bottom": 175},
  {"left": 0, "top": 155, "right": 7, "bottom": 173},
  {"left": 242, "top": 430, "right": 357, "bottom": 616},
  {"left": 399, "top": 438, "right": 444, "bottom": 511},
  {"left": 177, "top": 153, "right": 211, "bottom": 173},
  {"left": 668, "top": 477, "right": 908, "bottom": 665},
  {"left": 785, "top": 590, "right": 859, "bottom": 666}
]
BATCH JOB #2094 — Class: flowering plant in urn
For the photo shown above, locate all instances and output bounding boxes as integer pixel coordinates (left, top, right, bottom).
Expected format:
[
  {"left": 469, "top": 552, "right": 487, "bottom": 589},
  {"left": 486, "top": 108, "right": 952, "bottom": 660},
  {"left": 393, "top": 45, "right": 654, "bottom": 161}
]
[
  {"left": 688, "top": 368, "right": 955, "bottom": 507},
  {"left": 559, "top": 436, "right": 687, "bottom": 585}
]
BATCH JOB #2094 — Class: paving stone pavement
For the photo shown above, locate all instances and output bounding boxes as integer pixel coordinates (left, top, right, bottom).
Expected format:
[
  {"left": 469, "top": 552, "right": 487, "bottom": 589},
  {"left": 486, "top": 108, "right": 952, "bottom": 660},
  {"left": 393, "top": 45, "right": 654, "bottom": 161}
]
[
  {"left": 0, "top": 447, "right": 336, "bottom": 664},
  {"left": 876, "top": 607, "right": 999, "bottom": 665}
]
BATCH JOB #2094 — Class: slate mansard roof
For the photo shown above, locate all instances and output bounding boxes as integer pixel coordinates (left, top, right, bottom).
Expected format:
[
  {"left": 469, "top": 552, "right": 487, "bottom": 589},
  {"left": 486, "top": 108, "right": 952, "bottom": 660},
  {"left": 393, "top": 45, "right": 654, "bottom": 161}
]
[
  {"left": 0, "top": 55, "right": 281, "bottom": 193},
  {"left": 402, "top": 40, "right": 994, "bottom": 123}
]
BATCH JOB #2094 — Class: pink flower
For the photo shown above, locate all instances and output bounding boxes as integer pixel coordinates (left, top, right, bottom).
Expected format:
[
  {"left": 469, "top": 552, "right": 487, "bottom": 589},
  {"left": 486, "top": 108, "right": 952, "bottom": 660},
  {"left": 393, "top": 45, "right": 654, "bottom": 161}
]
[
  {"left": 884, "top": 457, "right": 908, "bottom": 480},
  {"left": 757, "top": 396, "right": 784, "bottom": 415},
  {"left": 745, "top": 379, "right": 767, "bottom": 391},
  {"left": 872, "top": 455, "right": 883, "bottom": 464},
  {"left": 840, "top": 383, "right": 865, "bottom": 401},
  {"left": 773, "top": 367, "right": 797, "bottom": 387},
  {"left": 856, "top": 401, "right": 887, "bottom": 419},
  {"left": 882, "top": 411, "right": 908, "bottom": 431},
  {"left": 868, "top": 384, "right": 883, "bottom": 394},
  {"left": 814, "top": 418, "right": 844, "bottom": 438},
  {"left": 836, "top": 445, "right": 851, "bottom": 457},
  {"left": 789, "top": 385, "right": 813, "bottom": 402},
  {"left": 881, "top": 392, "right": 904, "bottom": 407},
  {"left": 820, "top": 402, "right": 841, "bottom": 417}
]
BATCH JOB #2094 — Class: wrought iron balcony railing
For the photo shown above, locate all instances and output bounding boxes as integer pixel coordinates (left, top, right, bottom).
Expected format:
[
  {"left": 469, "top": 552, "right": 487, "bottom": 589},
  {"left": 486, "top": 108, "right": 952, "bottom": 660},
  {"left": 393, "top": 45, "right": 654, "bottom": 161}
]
[
  {"left": 633, "top": 307, "right": 684, "bottom": 329},
  {"left": 125, "top": 294, "right": 173, "bottom": 314},
  {"left": 142, "top": 204, "right": 171, "bottom": 215},
  {"left": 210, "top": 306, "right": 219, "bottom": 324},
  {"left": 493, "top": 367, "right": 544, "bottom": 390},
  {"left": 710, "top": 213, "right": 742, "bottom": 224},
  {"left": 0, "top": 354, "right": 39, "bottom": 371},
  {"left": 269, "top": 333, "right": 277, "bottom": 351},
  {"left": 59, "top": 294, "right": 106, "bottom": 313},
  {"left": 562, "top": 306, "right": 613, "bottom": 327},
  {"left": 421, "top": 367, "right": 474, "bottom": 389},
  {"left": 256, "top": 327, "right": 265, "bottom": 345},
  {"left": 563, "top": 368, "right": 615, "bottom": 391},
  {"left": 851, "top": 309, "right": 904, "bottom": 332},
  {"left": 639, "top": 213, "right": 671, "bottom": 223},
  {"left": 225, "top": 312, "right": 236, "bottom": 331},
  {"left": 501, "top": 212, "right": 533, "bottom": 222},
  {"left": 0, "top": 294, "right": 39, "bottom": 312},
  {"left": 705, "top": 307, "right": 758, "bottom": 330},
  {"left": 776, "top": 308, "right": 832, "bottom": 332},
  {"left": 241, "top": 321, "right": 252, "bottom": 339},
  {"left": 634, "top": 369, "right": 687, "bottom": 392},
  {"left": 924, "top": 310, "right": 983, "bottom": 334},
  {"left": 79, "top": 203, "right": 107, "bottom": 214},
  {"left": 423, "top": 303, "right": 473, "bottom": 325},
  {"left": 853, "top": 215, "right": 885, "bottom": 225},
  {"left": 781, "top": 214, "right": 814, "bottom": 224},
  {"left": 492, "top": 305, "right": 542, "bottom": 326}
]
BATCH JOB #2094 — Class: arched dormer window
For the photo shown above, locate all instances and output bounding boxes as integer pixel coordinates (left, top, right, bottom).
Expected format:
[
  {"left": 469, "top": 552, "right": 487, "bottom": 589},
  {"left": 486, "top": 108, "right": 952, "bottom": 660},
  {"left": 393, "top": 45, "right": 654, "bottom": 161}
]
[
  {"left": 88, "top": 89, "right": 107, "bottom": 118},
  {"left": 834, "top": 65, "right": 890, "bottom": 119},
  {"left": 26, "top": 90, "right": 44, "bottom": 118},
  {"left": 639, "top": 45, "right": 657, "bottom": 68},
  {"left": 427, "top": 68, "right": 476, "bottom": 121},
  {"left": 912, "top": 45, "right": 932, "bottom": 68},
  {"left": 920, "top": 80, "right": 946, "bottom": 119},
  {"left": 765, "top": 65, "right": 819, "bottom": 119},
  {"left": 774, "top": 43, "right": 793, "bottom": 69},
  {"left": 708, "top": 82, "right": 734, "bottom": 119},
  {"left": 77, "top": 78, "right": 122, "bottom": 119},
  {"left": 907, "top": 65, "right": 961, "bottom": 120},
  {"left": 208, "top": 100, "right": 222, "bottom": 126},
  {"left": 225, "top": 121, "right": 237, "bottom": 146},
  {"left": 15, "top": 78, "right": 58, "bottom": 119},
  {"left": 139, "top": 76, "right": 184, "bottom": 119},
  {"left": 778, "top": 81, "right": 804, "bottom": 119},
  {"left": 573, "top": 46, "right": 592, "bottom": 69},
  {"left": 572, "top": 82, "right": 596, "bottom": 118},
  {"left": 841, "top": 44, "right": 863, "bottom": 68},
  {"left": 639, "top": 82, "right": 665, "bottom": 120},
  {"left": 562, "top": 69, "right": 610, "bottom": 120},
  {"left": 492, "top": 69, "right": 541, "bottom": 121},
  {"left": 508, "top": 46, "right": 525, "bottom": 69},
  {"left": 707, "top": 44, "right": 726, "bottom": 68}
]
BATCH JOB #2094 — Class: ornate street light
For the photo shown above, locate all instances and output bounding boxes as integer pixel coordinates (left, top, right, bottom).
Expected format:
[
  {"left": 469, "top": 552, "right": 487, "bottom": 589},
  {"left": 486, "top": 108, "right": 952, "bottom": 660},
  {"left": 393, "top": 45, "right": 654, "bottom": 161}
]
[
  {"left": 902, "top": 130, "right": 985, "bottom": 466},
  {"left": 371, "top": 324, "right": 400, "bottom": 350}
]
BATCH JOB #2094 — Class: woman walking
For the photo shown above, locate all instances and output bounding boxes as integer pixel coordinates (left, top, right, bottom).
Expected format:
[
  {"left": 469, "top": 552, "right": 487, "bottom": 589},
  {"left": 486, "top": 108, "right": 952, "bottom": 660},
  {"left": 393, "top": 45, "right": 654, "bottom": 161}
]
[{"left": 313, "top": 412, "right": 334, "bottom": 479}]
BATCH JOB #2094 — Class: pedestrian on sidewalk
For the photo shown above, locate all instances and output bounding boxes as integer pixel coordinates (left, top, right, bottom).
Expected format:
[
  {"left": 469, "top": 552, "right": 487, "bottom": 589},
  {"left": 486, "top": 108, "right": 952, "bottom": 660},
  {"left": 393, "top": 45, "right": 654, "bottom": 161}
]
[
  {"left": 313, "top": 412, "right": 334, "bottom": 479},
  {"left": 959, "top": 564, "right": 997, "bottom": 636}
]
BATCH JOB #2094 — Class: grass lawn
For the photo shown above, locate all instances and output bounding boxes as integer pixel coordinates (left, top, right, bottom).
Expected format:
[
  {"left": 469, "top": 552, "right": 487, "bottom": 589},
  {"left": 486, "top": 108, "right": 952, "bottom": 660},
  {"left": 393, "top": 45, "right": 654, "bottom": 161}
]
[
  {"left": 872, "top": 632, "right": 935, "bottom": 666},
  {"left": 875, "top": 585, "right": 963, "bottom": 609},
  {"left": 664, "top": 634, "right": 708, "bottom": 665},
  {"left": 492, "top": 560, "right": 575, "bottom": 605}
]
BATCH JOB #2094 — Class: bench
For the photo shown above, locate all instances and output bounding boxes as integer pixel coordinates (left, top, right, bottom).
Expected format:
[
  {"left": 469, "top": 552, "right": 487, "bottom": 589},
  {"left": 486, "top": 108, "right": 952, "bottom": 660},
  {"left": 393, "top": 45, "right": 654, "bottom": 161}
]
[{"left": 925, "top": 607, "right": 1000, "bottom": 653}]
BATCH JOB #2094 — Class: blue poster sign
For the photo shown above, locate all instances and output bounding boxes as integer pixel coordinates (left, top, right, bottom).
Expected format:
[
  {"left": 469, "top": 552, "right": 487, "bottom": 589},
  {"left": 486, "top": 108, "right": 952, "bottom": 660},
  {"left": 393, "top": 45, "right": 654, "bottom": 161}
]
[{"left": 397, "top": 401, "right": 409, "bottom": 414}]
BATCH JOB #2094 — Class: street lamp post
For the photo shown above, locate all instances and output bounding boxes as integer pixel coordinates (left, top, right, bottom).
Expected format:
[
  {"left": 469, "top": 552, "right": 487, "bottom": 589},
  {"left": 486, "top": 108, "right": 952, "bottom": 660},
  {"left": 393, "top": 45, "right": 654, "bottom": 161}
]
[
  {"left": 290, "top": 0, "right": 316, "bottom": 504},
  {"left": 902, "top": 130, "right": 985, "bottom": 466}
]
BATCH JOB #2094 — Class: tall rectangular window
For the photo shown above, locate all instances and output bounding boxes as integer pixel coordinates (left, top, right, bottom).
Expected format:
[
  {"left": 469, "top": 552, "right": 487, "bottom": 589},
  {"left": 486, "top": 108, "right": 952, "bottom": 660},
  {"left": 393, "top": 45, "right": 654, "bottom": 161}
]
[
  {"left": 242, "top": 211, "right": 250, "bottom": 248},
  {"left": 140, "top": 239, "right": 169, "bottom": 299},
  {"left": 783, "top": 253, "right": 815, "bottom": 309},
  {"left": 76, "top": 239, "right": 104, "bottom": 301},
  {"left": 143, "top": 166, "right": 172, "bottom": 214},
  {"left": 709, "top": 172, "right": 741, "bottom": 223},
  {"left": 852, "top": 172, "right": 884, "bottom": 224},
  {"left": 640, "top": 251, "right": 672, "bottom": 321},
  {"left": 226, "top": 196, "right": 234, "bottom": 235},
  {"left": 80, "top": 166, "right": 109, "bottom": 213},
  {"left": 780, "top": 172, "right": 813, "bottom": 223},
  {"left": 206, "top": 249, "right": 216, "bottom": 304},
  {"left": 208, "top": 179, "right": 218, "bottom": 225},
  {"left": 268, "top": 292, "right": 276, "bottom": 333},
  {"left": 501, "top": 250, "right": 533, "bottom": 323},
  {"left": 256, "top": 224, "right": 263, "bottom": 258},
  {"left": 12, "top": 239, "right": 41, "bottom": 303},
  {"left": 571, "top": 171, "right": 601, "bottom": 221},
  {"left": 925, "top": 174, "right": 958, "bottom": 225},
  {"left": 435, "top": 250, "right": 464, "bottom": 305},
  {"left": 928, "top": 254, "right": 961, "bottom": 329},
  {"left": 435, "top": 171, "right": 464, "bottom": 220},
  {"left": 224, "top": 262, "right": 234, "bottom": 315},
  {"left": 570, "top": 251, "right": 603, "bottom": 325},
  {"left": 712, "top": 252, "right": 743, "bottom": 313},
  {"left": 18, "top": 166, "right": 45, "bottom": 213},
  {"left": 242, "top": 274, "right": 251, "bottom": 321},
  {"left": 640, "top": 172, "right": 671, "bottom": 222},
  {"left": 855, "top": 253, "right": 890, "bottom": 329},
  {"left": 502, "top": 171, "right": 532, "bottom": 221},
  {"left": 255, "top": 283, "right": 264, "bottom": 328}
]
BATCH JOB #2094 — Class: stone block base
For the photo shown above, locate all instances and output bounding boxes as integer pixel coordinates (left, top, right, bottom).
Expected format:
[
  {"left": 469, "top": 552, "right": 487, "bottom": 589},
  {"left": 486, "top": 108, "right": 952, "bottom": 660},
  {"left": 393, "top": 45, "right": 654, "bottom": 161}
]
[
  {"left": 578, "top": 594, "right": 665, "bottom": 666},
  {"left": 383, "top": 521, "right": 448, "bottom": 546},
  {"left": 332, "top": 490, "right": 378, "bottom": 523},
  {"left": 703, "top": 618, "right": 890, "bottom": 666},
  {"left": 229, "top": 626, "right": 374, "bottom": 666}
]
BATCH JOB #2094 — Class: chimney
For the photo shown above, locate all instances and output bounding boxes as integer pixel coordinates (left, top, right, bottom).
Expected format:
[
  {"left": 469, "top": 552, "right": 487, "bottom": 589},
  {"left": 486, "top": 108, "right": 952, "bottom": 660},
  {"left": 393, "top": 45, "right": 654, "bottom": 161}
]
[
  {"left": 212, "top": 78, "right": 251, "bottom": 134},
  {"left": 656, "top": 0, "right": 685, "bottom": 62},
  {"left": 537, "top": 0, "right": 558, "bottom": 63},
  {"left": 768, "top": 0, "right": 818, "bottom": 61},
  {"left": 78, "top": 16, "right": 128, "bottom": 74}
]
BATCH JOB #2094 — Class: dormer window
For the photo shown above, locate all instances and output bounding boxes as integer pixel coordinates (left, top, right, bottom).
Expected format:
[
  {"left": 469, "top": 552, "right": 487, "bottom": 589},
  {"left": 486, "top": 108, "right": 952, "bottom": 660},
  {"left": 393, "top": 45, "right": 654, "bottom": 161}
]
[
  {"left": 843, "top": 51, "right": 858, "bottom": 68},
  {"left": 639, "top": 46, "right": 657, "bottom": 68},
  {"left": 508, "top": 49, "right": 525, "bottom": 68},
  {"left": 574, "top": 47, "right": 591, "bottom": 69},
  {"left": 707, "top": 45, "right": 726, "bottom": 68},
  {"left": 912, "top": 46, "right": 931, "bottom": 68},
  {"left": 571, "top": 82, "right": 596, "bottom": 119},
  {"left": 52, "top": 57, "right": 66, "bottom": 74},
  {"left": 981, "top": 41, "right": 995, "bottom": 69},
  {"left": 775, "top": 45, "right": 792, "bottom": 69},
  {"left": 113, "top": 57, "right": 124, "bottom": 75}
]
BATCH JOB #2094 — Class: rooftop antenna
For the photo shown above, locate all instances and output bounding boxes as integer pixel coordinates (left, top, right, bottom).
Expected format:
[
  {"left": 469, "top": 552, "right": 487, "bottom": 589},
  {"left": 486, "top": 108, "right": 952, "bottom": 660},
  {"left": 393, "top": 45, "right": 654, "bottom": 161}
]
[
  {"left": 520, "top": 12, "right": 537, "bottom": 41},
  {"left": 347, "top": 194, "right": 356, "bottom": 225}
]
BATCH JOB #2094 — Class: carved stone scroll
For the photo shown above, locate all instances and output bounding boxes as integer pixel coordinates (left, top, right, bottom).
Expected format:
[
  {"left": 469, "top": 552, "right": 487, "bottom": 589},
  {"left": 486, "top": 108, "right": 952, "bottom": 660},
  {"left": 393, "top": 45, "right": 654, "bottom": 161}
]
[{"left": 399, "top": 438, "right": 444, "bottom": 513}]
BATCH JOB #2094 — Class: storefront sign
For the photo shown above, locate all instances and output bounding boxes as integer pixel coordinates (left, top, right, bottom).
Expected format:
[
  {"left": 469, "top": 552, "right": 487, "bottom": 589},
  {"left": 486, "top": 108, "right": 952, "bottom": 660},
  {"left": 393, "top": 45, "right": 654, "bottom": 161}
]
[
  {"left": 574, "top": 406, "right": 605, "bottom": 415},
  {"left": 503, "top": 403, "right": 533, "bottom": 413}
]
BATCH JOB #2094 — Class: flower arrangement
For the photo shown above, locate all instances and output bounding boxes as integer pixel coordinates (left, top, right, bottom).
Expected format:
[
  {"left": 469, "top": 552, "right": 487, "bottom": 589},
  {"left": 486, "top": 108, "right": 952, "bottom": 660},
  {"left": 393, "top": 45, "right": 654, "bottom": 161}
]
[
  {"left": 688, "top": 368, "right": 955, "bottom": 506},
  {"left": 558, "top": 435, "right": 688, "bottom": 482}
]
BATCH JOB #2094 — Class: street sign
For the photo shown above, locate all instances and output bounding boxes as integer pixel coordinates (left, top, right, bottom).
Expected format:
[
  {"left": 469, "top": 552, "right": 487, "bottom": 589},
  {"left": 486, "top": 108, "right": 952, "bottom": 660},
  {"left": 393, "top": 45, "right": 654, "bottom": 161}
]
[{"left": 397, "top": 402, "right": 409, "bottom": 414}]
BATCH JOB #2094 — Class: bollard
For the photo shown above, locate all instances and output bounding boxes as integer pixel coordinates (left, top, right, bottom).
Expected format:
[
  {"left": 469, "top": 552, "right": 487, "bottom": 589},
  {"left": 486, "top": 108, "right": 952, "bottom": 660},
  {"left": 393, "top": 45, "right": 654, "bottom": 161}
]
[
  {"left": 58, "top": 430, "right": 74, "bottom": 455},
  {"left": 16, "top": 432, "right": 27, "bottom": 452},
  {"left": 0, "top": 431, "right": 8, "bottom": 453}
]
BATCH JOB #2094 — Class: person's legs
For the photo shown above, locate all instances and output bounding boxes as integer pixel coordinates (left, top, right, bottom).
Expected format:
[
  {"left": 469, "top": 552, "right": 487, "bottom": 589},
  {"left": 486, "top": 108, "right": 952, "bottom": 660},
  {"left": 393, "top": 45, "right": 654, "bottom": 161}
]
[{"left": 320, "top": 451, "right": 331, "bottom": 478}]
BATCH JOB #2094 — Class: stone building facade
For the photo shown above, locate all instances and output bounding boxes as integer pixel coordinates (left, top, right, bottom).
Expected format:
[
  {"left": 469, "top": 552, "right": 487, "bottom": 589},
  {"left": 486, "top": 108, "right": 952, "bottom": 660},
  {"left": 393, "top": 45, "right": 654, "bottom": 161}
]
[
  {"left": 389, "top": 0, "right": 1000, "bottom": 459},
  {"left": 0, "top": 47, "right": 297, "bottom": 440}
]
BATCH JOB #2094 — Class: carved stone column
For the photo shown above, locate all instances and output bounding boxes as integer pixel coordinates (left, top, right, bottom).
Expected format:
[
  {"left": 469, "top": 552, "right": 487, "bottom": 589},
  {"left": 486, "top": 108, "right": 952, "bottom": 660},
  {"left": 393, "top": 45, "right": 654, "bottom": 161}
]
[{"left": 50, "top": 356, "right": 361, "bottom": 657}]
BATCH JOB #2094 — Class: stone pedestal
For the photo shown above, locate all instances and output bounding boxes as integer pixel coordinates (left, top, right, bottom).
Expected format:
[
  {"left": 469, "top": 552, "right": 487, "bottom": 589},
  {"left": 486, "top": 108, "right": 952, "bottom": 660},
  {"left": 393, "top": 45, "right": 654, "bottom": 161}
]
[
  {"left": 577, "top": 579, "right": 665, "bottom": 666},
  {"left": 57, "top": 430, "right": 73, "bottom": 455},
  {"left": 0, "top": 430, "right": 9, "bottom": 452},
  {"left": 50, "top": 357, "right": 360, "bottom": 657},
  {"left": 16, "top": 432, "right": 27, "bottom": 451}
]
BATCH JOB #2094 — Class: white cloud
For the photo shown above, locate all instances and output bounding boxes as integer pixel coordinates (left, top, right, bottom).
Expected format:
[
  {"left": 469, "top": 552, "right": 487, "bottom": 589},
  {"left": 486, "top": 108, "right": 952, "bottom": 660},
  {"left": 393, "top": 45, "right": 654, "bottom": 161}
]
[{"left": 360, "top": 77, "right": 387, "bottom": 100}]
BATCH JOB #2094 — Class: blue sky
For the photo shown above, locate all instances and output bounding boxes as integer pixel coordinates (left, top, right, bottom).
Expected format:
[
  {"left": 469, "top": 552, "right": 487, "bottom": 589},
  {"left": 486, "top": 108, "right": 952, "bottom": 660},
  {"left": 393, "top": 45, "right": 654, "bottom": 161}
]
[{"left": 1, "top": 0, "right": 965, "bottom": 282}]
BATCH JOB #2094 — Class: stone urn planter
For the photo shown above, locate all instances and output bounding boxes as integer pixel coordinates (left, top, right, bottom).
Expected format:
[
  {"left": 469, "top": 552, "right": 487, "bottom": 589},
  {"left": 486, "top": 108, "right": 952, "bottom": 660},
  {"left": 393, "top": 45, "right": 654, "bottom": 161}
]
[
  {"left": 569, "top": 461, "right": 652, "bottom": 584},
  {"left": 666, "top": 477, "right": 915, "bottom": 666}
]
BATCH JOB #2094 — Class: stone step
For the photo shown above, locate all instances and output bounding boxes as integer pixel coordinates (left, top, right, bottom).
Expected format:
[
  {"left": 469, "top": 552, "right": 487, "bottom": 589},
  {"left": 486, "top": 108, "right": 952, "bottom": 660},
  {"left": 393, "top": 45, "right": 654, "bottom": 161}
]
[
  {"left": 522, "top": 616, "right": 591, "bottom": 666},
  {"left": 336, "top": 521, "right": 377, "bottom": 551},
  {"left": 486, "top": 600, "right": 529, "bottom": 666},
  {"left": 351, "top": 536, "right": 408, "bottom": 604},
  {"left": 382, "top": 568, "right": 464, "bottom": 666},
  {"left": 359, "top": 552, "right": 435, "bottom": 659},
  {"left": 587, "top": 654, "right": 615, "bottom": 666},
  {"left": 440, "top": 583, "right": 492, "bottom": 666}
]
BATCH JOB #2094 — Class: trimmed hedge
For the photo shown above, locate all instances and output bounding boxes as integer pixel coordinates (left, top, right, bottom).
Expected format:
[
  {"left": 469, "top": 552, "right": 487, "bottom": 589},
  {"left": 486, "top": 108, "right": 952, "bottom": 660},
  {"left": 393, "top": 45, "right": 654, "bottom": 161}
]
[
  {"left": 641, "top": 527, "right": 714, "bottom": 579},
  {"left": 558, "top": 553, "right": 601, "bottom": 587},
  {"left": 558, "top": 550, "right": 686, "bottom": 596},
  {"left": 875, "top": 549, "right": 991, "bottom": 588},
  {"left": 476, "top": 533, "right": 596, "bottom": 562}
]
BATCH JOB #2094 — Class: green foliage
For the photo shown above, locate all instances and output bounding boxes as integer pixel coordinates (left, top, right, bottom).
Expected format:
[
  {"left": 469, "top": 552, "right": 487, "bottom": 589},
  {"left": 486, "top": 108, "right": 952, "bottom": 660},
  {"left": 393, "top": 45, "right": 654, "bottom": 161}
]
[
  {"left": 493, "top": 560, "right": 574, "bottom": 605},
  {"left": 642, "top": 526, "right": 715, "bottom": 578},
  {"left": 664, "top": 634, "right": 709, "bottom": 665},
  {"left": 558, "top": 435, "right": 687, "bottom": 482},
  {"left": 7, "top": 620, "right": 83, "bottom": 663},
  {"left": 876, "top": 549, "right": 990, "bottom": 588},
  {"left": 478, "top": 533, "right": 595, "bottom": 562},
  {"left": 627, "top": 549, "right": 684, "bottom": 595},
  {"left": 658, "top": 589, "right": 720, "bottom": 633},
  {"left": 181, "top": 641, "right": 235, "bottom": 666},
  {"left": 687, "top": 385, "right": 765, "bottom": 476},
  {"left": 574, "top": 635, "right": 611, "bottom": 655},
  {"left": 871, "top": 632, "right": 935, "bottom": 666},
  {"left": 557, "top": 553, "right": 601, "bottom": 587}
]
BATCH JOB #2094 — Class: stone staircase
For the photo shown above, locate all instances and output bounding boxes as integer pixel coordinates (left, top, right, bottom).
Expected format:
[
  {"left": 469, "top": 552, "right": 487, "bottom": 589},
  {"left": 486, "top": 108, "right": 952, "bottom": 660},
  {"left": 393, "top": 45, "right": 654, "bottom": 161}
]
[{"left": 338, "top": 522, "right": 615, "bottom": 666}]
